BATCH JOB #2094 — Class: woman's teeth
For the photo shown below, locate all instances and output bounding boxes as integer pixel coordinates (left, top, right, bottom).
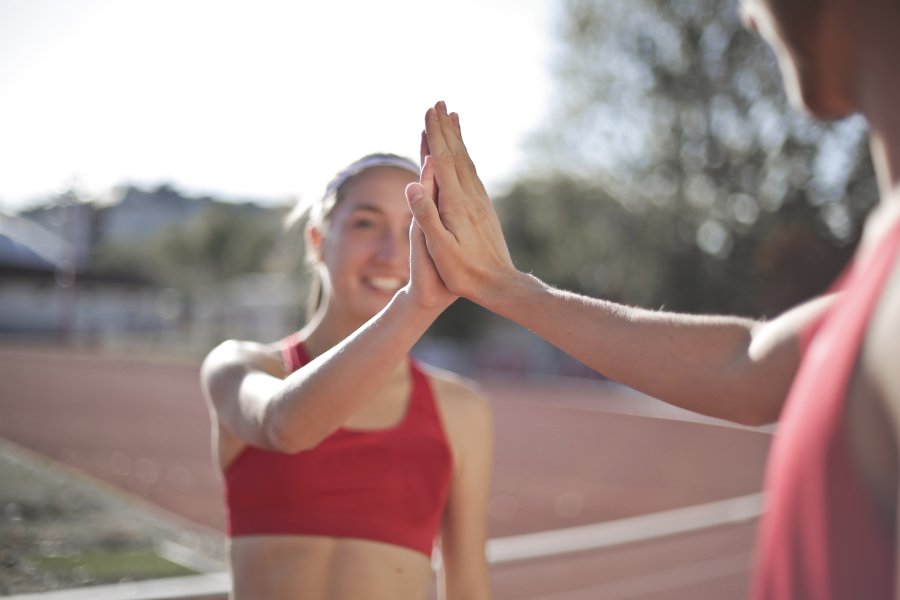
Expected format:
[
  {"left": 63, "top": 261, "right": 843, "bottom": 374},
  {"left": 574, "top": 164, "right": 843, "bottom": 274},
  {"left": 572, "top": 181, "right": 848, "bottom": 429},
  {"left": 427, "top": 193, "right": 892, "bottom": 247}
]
[{"left": 367, "top": 277, "right": 404, "bottom": 292}]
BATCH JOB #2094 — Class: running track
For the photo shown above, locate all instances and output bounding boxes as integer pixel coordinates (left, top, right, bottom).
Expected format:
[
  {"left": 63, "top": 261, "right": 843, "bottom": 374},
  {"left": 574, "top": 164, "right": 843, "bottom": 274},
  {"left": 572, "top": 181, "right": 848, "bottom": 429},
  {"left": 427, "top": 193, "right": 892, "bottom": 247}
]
[{"left": 0, "top": 345, "right": 772, "bottom": 599}]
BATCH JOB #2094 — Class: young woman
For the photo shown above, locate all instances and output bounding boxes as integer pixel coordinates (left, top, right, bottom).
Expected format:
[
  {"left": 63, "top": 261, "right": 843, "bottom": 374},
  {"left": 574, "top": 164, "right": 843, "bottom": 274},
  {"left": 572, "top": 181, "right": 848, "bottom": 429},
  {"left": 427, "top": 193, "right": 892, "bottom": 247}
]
[{"left": 200, "top": 153, "right": 493, "bottom": 600}]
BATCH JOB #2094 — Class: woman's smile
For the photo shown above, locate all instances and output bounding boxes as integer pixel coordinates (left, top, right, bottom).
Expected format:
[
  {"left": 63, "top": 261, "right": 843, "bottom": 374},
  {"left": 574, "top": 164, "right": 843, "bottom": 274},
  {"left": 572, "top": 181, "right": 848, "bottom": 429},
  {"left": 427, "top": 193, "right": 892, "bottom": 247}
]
[{"left": 363, "top": 275, "right": 407, "bottom": 294}]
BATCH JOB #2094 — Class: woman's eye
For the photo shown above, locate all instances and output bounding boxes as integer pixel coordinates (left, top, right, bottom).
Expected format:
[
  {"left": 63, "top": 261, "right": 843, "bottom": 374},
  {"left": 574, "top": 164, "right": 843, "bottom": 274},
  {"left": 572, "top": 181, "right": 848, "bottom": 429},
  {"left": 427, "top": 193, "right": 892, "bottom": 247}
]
[{"left": 351, "top": 219, "right": 376, "bottom": 229}]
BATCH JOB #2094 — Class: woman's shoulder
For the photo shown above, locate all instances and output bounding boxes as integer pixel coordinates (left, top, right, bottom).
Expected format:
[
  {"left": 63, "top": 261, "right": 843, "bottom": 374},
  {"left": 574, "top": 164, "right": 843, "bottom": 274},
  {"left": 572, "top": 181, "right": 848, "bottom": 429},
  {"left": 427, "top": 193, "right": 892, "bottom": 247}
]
[
  {"left": 202, "top": 338, "right": 286, "bottom": 380},
  {"left": 417, "top": 363, "right": 492, "bottom": 427}
]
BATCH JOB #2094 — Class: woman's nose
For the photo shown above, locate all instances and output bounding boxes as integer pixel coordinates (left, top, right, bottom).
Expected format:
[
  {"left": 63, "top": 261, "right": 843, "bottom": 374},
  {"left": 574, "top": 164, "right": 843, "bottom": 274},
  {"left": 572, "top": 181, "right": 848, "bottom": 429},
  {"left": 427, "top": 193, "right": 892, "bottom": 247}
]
[{"left": 375, "top": 229, "right": 408, "bottom": 263}]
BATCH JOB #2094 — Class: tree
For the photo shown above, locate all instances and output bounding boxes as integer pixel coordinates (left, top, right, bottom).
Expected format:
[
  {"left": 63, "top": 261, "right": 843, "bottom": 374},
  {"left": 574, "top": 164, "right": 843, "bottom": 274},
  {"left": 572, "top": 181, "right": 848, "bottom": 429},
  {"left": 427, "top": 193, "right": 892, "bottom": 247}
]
[
  {"left": 497, "top": 176, "right": 665, "bottom": 306},
  {"left": 93, "top": 200, "right": 286, "bottom": 292},
  {"left": 520, "top": 0, "right": 875, "bottom": 316}
]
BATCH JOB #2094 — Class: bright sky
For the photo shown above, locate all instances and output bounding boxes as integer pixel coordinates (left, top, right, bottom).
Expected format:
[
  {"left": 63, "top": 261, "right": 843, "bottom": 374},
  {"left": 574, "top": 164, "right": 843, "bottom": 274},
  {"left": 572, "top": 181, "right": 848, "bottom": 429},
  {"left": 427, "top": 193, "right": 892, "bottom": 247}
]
[{"left": 0, "top": 0, "right": 557, "bottom": 214}]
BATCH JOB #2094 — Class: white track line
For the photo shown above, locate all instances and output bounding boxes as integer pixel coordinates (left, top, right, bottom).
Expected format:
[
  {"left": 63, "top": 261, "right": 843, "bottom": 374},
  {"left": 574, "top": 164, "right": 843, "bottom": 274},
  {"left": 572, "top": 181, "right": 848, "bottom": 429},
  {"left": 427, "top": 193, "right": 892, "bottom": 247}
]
[
  {"left": 522, "top": 551, "right": 755, "bottom": 600},
  {"left": 487, "top": 492, "right": 764, "bottom": 564},
  {"left": 4, "top": 572, "right": 230, "bottom": 600},
  {"left": 8, "top": 494, "right": 764, "bottom": 599},
  {"left": 479, "top": 375, "right": 776, "bottom": 433}
]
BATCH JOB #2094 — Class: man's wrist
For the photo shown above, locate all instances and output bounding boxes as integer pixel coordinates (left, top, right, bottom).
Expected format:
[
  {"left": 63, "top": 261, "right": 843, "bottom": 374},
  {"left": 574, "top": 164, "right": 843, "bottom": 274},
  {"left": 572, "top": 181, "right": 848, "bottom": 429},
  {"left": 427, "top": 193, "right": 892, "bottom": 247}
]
[{"left": 476, "top": 268, "right": 539, "bottom": 316}]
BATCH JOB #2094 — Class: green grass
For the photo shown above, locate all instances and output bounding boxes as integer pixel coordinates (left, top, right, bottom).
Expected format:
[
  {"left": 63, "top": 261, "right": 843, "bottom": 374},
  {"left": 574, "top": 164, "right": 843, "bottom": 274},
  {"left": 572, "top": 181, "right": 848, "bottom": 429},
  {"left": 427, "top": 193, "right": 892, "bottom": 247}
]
[{"left": 28, "top": 550, "right": 198, "bottom": 584}]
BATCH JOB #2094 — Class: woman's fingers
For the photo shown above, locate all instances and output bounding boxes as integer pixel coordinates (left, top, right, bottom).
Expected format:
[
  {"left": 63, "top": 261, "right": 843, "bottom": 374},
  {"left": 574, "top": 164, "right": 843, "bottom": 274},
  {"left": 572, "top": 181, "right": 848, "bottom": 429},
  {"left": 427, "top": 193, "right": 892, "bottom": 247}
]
[
  {"left": 405, "top": 157, "right": 455, "bottom": 252},
  {"left": 410, "top": 221, "right": 436, "bottom": 276},
  {"left": 419, "top": 130, "right": 429, "bottom": 169},
  {"left": 408, "top": 212, "right": 428, "bottom": 268}
]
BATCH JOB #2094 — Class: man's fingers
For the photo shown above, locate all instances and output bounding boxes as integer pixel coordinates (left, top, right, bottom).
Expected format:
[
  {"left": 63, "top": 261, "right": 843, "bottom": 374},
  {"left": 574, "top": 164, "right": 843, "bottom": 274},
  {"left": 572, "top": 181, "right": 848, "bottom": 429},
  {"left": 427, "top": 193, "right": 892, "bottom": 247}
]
[
  {"left": 425, "top": 105, "right": 462, "bottom": 196},
  {"left": 435, "top": 105, "right": 467, "bottom": 160},
  {"left": 424, "top": 106, "right": 451, "bottom": 162},
  {"left": 427, "top": 102, "right": 479, "bottom": 195},
  {"left": 438, "top": 107, "right": 485, "bottom": 198},
  {"left": 424, "top": 101, "right": 491, "bottom": 216}
]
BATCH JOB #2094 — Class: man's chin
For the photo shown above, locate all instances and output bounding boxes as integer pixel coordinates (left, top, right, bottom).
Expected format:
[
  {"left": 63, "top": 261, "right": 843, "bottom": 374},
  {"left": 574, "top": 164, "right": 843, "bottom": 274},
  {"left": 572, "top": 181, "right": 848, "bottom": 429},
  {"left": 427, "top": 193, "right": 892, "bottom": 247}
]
[{"left": 789, "top": 80, "right": 856, "bottom": 123}]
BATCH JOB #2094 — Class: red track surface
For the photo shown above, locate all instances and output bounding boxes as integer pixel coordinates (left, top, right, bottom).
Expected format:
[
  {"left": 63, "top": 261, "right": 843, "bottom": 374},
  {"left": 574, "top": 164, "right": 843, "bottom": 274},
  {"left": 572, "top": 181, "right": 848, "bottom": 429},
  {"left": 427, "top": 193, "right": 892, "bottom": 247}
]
[{"left": 0, "top": 345, "right": 772, "bottom": 598}]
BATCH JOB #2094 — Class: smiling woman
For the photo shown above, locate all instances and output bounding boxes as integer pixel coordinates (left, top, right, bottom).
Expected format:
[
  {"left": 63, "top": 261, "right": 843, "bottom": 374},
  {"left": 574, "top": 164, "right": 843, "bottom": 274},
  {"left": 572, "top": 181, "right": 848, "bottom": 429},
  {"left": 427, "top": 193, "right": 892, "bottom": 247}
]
[
  {"left": 292, "top": 154, "right": 426, "bottom": 322},
  {"left": 200, "top": 153, "right": 494, "bottom": 600}
]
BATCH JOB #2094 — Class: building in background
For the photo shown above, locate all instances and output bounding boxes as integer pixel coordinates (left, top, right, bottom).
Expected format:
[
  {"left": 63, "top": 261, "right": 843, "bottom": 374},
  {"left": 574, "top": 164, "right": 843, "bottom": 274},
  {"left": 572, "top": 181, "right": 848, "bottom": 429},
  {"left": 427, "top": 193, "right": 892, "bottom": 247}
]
[
  {"left": 0, "top": 213, "right": 165, "bottom": 339},
  {"left": 98, "top": 185, "right": 213, "bottom": 245},
  {"left": 0, "top": 186, "right": 301, "bottom": 355}
]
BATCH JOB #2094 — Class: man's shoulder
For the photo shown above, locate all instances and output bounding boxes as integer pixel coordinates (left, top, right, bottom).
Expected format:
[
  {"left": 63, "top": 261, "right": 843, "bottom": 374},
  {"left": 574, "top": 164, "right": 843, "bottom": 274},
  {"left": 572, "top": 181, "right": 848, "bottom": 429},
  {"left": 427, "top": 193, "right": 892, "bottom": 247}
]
[{"left": 862, "top": 221, "right": 900, "bottom": 407}]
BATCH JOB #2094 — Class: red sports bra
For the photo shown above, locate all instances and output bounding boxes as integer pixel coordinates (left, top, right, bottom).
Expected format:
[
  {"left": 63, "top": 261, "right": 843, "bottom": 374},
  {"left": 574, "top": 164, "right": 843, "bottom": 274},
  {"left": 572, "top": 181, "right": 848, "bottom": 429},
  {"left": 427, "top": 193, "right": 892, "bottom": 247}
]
[{"left": 225, "top": 334, "right": 454, "bottom": 557}]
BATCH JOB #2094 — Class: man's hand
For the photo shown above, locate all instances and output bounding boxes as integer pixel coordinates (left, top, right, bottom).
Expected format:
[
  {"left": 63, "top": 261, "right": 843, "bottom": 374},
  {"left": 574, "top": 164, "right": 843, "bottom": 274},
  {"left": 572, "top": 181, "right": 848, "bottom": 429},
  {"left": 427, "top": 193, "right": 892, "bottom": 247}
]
[{"left": 405, "top": 101, "right": 518, "bottom": 306}]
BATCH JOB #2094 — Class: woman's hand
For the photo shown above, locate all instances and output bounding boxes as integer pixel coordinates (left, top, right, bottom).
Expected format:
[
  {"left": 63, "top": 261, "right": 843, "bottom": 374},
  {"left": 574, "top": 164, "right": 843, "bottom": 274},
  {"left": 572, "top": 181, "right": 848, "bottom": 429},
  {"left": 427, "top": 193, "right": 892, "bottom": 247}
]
[{"left": 404, "top": 156, "right": 458, "bottom": 311}]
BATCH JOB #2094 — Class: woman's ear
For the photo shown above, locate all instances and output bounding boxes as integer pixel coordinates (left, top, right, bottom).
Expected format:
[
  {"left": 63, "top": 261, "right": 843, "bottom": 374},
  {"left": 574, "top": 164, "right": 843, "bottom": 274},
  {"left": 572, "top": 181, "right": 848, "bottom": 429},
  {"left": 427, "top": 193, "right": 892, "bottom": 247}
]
[{"left": 306, "top": 225, "right": 325, "bottom": 262}]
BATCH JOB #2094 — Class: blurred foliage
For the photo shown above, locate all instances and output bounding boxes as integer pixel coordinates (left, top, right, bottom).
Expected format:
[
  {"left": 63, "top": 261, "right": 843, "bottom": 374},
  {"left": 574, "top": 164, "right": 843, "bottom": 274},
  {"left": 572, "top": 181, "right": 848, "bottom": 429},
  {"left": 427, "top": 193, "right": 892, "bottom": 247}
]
[
  {"left": 27, "top": 551, "right": 196, "bottom": 585},
  {"left": 497, "top": 176, "right": 669, "bottom": 307},
  {"left": 92, "top": 202, "right": 286, "bottom": 291},
  {"left": 511, "top": 0, "right": 877, "bottom": 317}
]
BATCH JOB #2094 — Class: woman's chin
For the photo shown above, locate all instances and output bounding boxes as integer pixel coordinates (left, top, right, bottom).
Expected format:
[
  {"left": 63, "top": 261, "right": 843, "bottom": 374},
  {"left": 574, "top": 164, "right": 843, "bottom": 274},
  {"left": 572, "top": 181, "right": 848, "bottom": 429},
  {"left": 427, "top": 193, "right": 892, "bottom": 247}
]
[{"left": 356, "top": 296, "right": 394, "bottom": 321}]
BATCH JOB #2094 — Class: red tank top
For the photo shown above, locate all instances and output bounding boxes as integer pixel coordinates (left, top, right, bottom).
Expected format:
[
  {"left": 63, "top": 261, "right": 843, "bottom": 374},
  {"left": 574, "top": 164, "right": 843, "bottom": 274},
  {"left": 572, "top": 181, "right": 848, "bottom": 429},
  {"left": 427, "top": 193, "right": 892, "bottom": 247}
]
[
  {"left": 753, "top": 219, "right": 900, "bottom": 599},
  {"left": 225, "top": 335, "right": 454, "bottom": 558}
]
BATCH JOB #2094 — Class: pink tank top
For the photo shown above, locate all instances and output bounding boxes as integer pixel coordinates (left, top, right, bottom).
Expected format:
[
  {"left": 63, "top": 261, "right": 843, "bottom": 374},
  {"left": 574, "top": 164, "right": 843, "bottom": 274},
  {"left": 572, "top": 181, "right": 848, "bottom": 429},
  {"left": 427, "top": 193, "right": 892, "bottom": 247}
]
[{"left": 753, "top": 219, "right": 900, "bottom": 598}]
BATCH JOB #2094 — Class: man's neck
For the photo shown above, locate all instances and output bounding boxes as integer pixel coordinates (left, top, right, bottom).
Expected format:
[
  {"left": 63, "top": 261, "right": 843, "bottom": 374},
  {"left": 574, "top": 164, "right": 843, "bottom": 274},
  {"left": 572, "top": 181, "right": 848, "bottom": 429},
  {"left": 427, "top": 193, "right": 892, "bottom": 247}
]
[
  {"left": 868, "top": 128, "right": 900, "bottom": 204},
  {"left": 857, "top": 34, "right": 900, "bottom": 203}
]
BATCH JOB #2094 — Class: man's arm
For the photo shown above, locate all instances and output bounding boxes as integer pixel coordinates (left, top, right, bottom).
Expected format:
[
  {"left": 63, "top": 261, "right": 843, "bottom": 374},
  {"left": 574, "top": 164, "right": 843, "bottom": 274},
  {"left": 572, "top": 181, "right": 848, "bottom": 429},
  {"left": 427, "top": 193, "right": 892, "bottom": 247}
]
[
  {"left": 483, "top": 275, "right": 833, "bottom": 425},
  {"left": 406, "top": 101, "right": 833, "bottom": 425}
]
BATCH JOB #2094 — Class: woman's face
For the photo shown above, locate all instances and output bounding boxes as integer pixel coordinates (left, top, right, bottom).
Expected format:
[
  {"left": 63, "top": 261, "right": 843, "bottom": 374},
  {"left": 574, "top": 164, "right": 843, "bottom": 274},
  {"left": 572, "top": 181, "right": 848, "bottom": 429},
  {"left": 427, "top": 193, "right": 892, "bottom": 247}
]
[{"left": 311, "top": 166, "right": 419, "bottom": 325}]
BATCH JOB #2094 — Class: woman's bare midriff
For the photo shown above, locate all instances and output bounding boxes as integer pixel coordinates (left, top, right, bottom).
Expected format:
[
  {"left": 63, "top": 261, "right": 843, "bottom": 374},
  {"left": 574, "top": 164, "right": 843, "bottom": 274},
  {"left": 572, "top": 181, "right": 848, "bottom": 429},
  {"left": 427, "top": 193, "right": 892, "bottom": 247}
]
[{"left": 229, "top": 535, "right": 434, "bottom": 600}]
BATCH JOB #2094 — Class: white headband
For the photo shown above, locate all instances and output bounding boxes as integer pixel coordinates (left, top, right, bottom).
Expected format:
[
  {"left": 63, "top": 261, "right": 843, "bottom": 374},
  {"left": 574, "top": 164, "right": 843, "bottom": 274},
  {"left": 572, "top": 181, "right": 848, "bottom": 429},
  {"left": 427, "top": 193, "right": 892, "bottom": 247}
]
[
  {"left": 324, "top": 155, "right": 420, "bottom": 200},
  {"left": 285, "top": 154, "right": 420, "bottom": 229}
]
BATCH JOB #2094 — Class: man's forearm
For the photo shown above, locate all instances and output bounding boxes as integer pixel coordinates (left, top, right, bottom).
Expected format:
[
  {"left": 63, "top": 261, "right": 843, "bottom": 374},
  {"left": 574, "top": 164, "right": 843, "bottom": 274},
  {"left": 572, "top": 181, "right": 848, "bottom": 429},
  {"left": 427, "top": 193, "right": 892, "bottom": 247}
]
[{"left": 479, "top": 271, "right": 782, "bottom": 424}]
